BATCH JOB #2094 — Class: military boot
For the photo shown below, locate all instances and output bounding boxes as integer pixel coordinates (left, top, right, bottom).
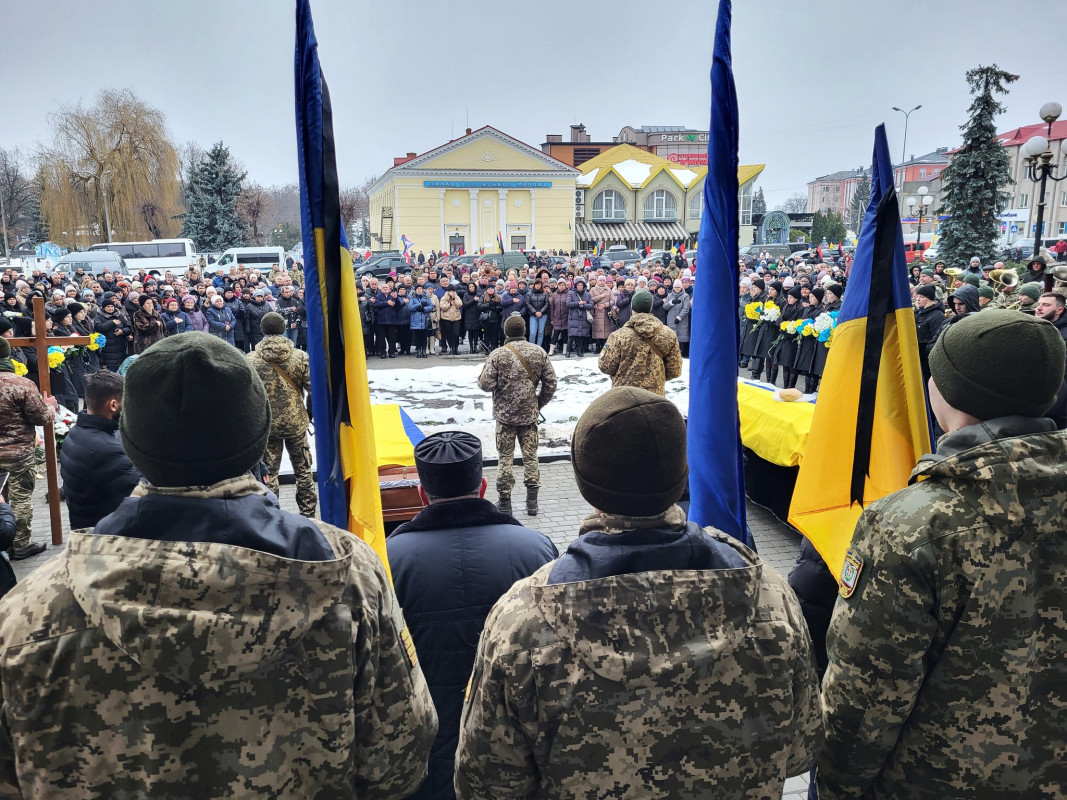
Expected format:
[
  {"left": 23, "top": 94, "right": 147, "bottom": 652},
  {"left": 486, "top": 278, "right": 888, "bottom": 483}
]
[
  {"left": 525, "top": 487, "right": 538, "bottom": 516},
  {"left": 497, "top": 493, "right": 512, "bottom": 515}
]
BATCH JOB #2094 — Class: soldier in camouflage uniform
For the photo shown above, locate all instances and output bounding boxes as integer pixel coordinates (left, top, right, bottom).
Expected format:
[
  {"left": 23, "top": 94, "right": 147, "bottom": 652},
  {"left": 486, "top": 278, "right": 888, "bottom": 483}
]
[
  {"left": 0, "top": 333, "right": 437, "bottom": 798},
  {"left": 0, "top": 337, "right": 56, "bottom": 560},
  {"left": 598, "top": 290, "right": 682, "bottom": 396},
  {"left": 819, "top": 311, "right": 1067, "bottom": 800},
  {"left": 248, "top": 312, "right": 317, "bottom": 516},
  {"left": 455, "top": 388, "right": 822, "bottom": 799},
  {"left": 477, "top": 315, "right": 556, "bottom": 516}
]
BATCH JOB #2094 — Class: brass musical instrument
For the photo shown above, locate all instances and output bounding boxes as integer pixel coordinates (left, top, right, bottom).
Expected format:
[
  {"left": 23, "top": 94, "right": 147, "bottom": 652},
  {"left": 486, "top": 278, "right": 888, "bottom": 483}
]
[
  {"left": 989, "top": 269, "right": 1019, "bottom": 291},
  {"left": 944, "top": 267, "right": 963, "bottom": 289},
  {"left": 1049, "top": 265, "right": 1067, "bottom": 294}
]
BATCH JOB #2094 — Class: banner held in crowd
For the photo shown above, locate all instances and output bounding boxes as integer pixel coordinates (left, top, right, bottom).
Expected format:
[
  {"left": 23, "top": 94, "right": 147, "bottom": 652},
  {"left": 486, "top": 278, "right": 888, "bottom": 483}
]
[
  {"left": 295, "top": 0, "right": 391, "bottom": 580},
  {"left": 788, "top": 123, "right": 931, "bottom": 577},
  {"left": 687, "top": 0, "right": 751, "bottom": 547}
]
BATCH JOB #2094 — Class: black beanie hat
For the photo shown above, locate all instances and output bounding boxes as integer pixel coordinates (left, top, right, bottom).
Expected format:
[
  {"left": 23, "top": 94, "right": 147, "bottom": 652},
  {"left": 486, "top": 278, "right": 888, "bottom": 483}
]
[
  {"left": 120, "top": 332, "right": 271, "bottom": 487},
  {"left": 67, "top": 302, "right": 84, "bottom": 317},
  {"left": 915, "top": 284, "right": 937, "bottom": 301},
  {"left": 51, "top": 307, "right": 72, "bottom": 325},
  {"left": 101, "top": 292, "right": 117, "bottom": 307},
  {"left": 631, "top": 290, "right": 654, "bottom": 314},
  {"left": 825, "top": 283, "right": 844, "bottom": 299},
  {"left": 503, "top": 314, "right": 526, "bottom": 337},
  {"left": 261, "top": 312, "right": 286, "bottom": 335},
  {"left": 768, "top": 280, "right": 784, "bottom": 296},
  {"left": 572, "top": 387, "right": 688, "bottom": 516},
  {"left": 788, "top": 286, "right": 804, "bottom": 300},
  {"left": 929, "top": 310, "right": 1065, "bottom": 421},
  {"left": 810, "top": 287, "right": 825, "bottom": 303},
  {"left": 751, "top": 278, "right": 766, "bottom": 292},
  {"left": 414, "top": 431, "right": 482, "bottom": 498}
]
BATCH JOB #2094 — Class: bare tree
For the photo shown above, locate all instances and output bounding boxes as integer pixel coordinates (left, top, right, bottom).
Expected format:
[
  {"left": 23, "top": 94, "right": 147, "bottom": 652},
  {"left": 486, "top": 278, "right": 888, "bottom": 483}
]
[
  {"left": 237, "top": 182, "right": 272, "bottom": 245},
  {"left": 38, "top": 88, "right": 181, "bottom": 247},
  {"left": 776, "top": 193, "right": 808, "bottom": 214},
  {"left": 0, "top": 147, "right": 35, "bottom": 247}
]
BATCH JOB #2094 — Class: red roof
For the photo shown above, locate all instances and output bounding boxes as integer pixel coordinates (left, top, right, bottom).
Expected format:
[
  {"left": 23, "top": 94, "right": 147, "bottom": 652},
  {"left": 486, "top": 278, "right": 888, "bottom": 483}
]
[{"left": 997, "top": 119, "right": 1067, "bottom": 146}]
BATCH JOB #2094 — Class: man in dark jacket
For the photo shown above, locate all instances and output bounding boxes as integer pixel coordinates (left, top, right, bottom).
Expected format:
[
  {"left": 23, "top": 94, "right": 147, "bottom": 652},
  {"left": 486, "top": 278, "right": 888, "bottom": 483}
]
[
  {"left": 59, "top": 370, "right": 140, "bottom": 530},
  {"left": 387, "top": 431, "right": 556, "bottom": 800},
  {"left": 913, "top": 283, "right": 948, "bottom": 383}
]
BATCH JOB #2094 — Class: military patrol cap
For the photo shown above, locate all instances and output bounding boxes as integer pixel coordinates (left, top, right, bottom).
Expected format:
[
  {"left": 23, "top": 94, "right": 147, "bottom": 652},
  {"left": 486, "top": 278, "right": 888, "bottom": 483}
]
[
  {"left": 631, "top": 290, "right": 654, "bottom": 314},
  {"left": 929, "top": 310, "right": 1066, "bottom": 421},
  {"left": 503, "top": 315, "right": 525, "bottom": 337},
  {"left": 572, "top": 387, "right": 688, "bottom": 516},
  {"left": 261, "top": 312, "right": 286, "bottom": 335},
  {"left": 121, "top": 332, "right": 271, "bottom": 487},
  {"left": 414, "top": 431, "right": 482, "bottom": 498}
]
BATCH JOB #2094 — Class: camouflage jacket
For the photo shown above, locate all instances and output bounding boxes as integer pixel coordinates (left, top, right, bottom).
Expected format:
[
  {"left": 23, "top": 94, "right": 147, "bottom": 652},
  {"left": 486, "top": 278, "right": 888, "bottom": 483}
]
[
  {"left": 455, "top": 514, "right": 822, "bottom": 799},
  {"left": 819, "top": 417, "right": 1067, "bottom": 800},
  {"left": 477, "top": 339, "right": 557, "bottom": 427},
  {"left": 248, "top": 335, "right": 312, "bottom": 438},
  {"left": 0, "top": 371, "right": 54, "bottom": 461},
  {"left": 597, "top": 313, "right": 682, "bottom": 396},
  {"left": 0, "top": 476, "right": 438, "bottom": 799}
]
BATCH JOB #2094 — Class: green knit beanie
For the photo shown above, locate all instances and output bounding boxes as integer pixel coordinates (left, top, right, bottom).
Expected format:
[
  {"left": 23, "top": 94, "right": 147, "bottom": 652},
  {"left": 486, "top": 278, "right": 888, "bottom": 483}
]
[
  {"left": 121, "top": 332, "right": 271, "bottom": 487},
  {"left": 961, "top": 273, "right": 980, "bottom": 288},
  {"left": 978, "top": 285, "right": 995, "bottom": 300},
  {"left": 261, "top": 312, "right": 286, "bottom": 335},
  {"left": 631, "top": 290, "right": 654, "bottom": 314},
  {"left": 1019, "top": 283, "right": 1042, "bottom": 301},
  {"left": 0, "top": 338, "right": 10, "bottom": 359},
  {"left": 920, "top": 269, "right": 935, "bottom": 278},
  {"left": 503, "top": 314, "right": 525, "bottom": 338},
  {"left": 929, "top": 310, "right": 1065, "bottom": 421},
  {"left": 572, "top": 387, "right": 688, "bottom": 516}
]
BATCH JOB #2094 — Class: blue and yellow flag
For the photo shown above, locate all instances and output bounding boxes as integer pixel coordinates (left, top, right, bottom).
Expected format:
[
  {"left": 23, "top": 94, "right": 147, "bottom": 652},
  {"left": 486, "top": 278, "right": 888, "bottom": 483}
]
[
  {"left": 295, "top": 0, "right": 390, "bottom": 580},
  {"left": 788, "top": 124, "right": 931, "bottom": 577},
  {"left": 687, "top": 0, "right": 751, "bottom": 547}
]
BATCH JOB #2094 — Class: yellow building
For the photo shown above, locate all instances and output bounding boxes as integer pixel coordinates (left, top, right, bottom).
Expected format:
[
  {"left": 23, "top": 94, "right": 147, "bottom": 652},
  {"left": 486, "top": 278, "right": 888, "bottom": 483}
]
[
  {"left": 368, "top": 127, "right": 580, "bottom": 255},
  {"left": 573, "top": 144, "right": 765, "bottom": 248}
]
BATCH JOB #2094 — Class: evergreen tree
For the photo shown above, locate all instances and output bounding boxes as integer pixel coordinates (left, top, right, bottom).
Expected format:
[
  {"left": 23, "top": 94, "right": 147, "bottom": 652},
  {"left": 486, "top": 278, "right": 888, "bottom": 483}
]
[
  {"left": 810, "top": 211, "right": 846, "bottom": 246},
  {"left": 26, "top": 179, "right": 49, "bottom": 245},
  {"left": 180, "top": 141, "right": 246, "bottom": 251},
  {"left": 937, "top": 65, "right": 1018, "bottom": 268},
  {"left": 849, "top": 176, "right": 871, "bottom": 236},
  {"left": 752, "top": 187, "right": 767, "bottom": 216}
]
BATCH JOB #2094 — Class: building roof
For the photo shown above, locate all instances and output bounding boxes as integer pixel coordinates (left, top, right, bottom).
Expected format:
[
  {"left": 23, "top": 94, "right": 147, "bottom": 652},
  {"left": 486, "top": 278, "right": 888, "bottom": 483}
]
[
  {"left": 575, "top": 144, "right": 764, "bottom": 191},
  {"left": 631, "top": 125, "right": 688, "bottom": 133},
  {"left": 897, "top": 148, "right": 950, "bottom": 167},
  {"left": 811, "top": 167, "right": 869, "bottom": 183},
  {"left": 996, "top": 120, "right": 1067, "bottom": 146}
]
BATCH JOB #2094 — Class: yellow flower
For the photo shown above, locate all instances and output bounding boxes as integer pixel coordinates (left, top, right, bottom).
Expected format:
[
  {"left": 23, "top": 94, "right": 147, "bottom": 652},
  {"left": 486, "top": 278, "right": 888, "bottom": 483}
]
[
  {"left": 12, "top": 361, "right": 27, "bottom": 377},
  {"left": 48, "top": 351, "right": 65, "bottom": 369},
  {"left": 745, "top": 301, "right": 763, "bottom": 320}
]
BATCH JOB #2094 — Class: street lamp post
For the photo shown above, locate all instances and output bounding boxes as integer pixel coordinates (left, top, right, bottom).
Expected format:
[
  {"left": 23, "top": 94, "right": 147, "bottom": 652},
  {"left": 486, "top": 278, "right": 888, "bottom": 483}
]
[
  {"left": 892, "top": 104, "right": 922, "bottom": 171},
  {"left": 906, "top": 186, "right": 934, "bottom": 260},
  {"left": 1021, "top": 102, "right": 1067, "bottom": 258}
]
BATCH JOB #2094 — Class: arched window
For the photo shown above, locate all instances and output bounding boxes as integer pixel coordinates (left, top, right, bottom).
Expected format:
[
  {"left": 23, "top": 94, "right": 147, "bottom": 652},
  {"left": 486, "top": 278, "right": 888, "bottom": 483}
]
[
  {"left": 643, "top": 189, "right": 678, "bottom": 222},
  {"left": 689, "top": 192, "right": 703, "bottom": 220},
  {"left": 591, "top": 189, "right": 626, "bottom": 222}
]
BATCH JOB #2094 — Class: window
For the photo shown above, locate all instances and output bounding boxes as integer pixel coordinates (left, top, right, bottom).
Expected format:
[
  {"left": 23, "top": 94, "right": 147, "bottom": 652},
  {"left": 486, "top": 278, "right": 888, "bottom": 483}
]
[
  {"left": 1019, "top": 194, "right": 1029, "bottom": 208},
  {"left": 1059, "top": 222, "right": 1067, "bottom": 235},
  {"left": 591, "top": 189, "right": 626, "bottom": 222},
  {"left": 643, "top": 189, "right": 677, "bottom": 221},
  {"left": 1061, "top": 191, "right": 1067, "bottom": 206},
  {"left": 157, "top": 242, "right": 187, "bottom": 258},
  {"left": 919, "top": 168, "right": 927, "bottom": 178},
  {"left": 689, "top": 193, "right": 703, "bottom": 220},
  {"left": 738, "top": 184, "right": 754, "bottom": 226},
  {"left": 933, "top": 168, "right": 941, "bottom": 176}
]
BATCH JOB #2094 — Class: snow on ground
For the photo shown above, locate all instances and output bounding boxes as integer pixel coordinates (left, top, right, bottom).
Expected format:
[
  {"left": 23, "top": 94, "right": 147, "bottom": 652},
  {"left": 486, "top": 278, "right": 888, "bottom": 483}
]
[{"left": 369, "top": 357, "right": 692, "bottom": 459}]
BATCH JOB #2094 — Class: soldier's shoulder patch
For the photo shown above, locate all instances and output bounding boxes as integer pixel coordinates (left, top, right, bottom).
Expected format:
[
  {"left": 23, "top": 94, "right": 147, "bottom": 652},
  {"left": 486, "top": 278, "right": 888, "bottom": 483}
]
[
  {"left": 400, "top": 624, "right": 418, "bottom": 668},
  {"left": 839, "top": 548, "right": 864, "bottom": 598}
]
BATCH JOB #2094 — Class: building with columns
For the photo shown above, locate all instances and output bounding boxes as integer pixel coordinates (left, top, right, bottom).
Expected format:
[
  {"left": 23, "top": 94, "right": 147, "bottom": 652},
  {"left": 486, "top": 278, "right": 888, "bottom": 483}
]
[{"left": 367, "top": 127, "right": 579, "bottom": 255}]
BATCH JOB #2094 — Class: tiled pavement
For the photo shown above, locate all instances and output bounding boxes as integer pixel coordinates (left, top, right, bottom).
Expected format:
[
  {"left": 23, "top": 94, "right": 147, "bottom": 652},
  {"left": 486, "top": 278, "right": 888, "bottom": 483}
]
[{"left": 14, "top": 460, "right": 811, "bottom": 799}]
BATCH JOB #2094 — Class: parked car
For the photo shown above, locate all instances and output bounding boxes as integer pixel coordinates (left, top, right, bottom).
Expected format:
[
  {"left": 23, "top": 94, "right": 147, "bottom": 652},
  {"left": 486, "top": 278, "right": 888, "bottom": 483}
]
[
  {"left": 355, "top": 255, "right": 413, "bottom": 279},
  {"left": 603, "top": 246, "right": 643, "bottom": 268},
  {"left": 922, "top": 246, "right": 939, "bottom": 260},
  {"left": 53, "top": 250, "right": 128, "bottom": 278}
]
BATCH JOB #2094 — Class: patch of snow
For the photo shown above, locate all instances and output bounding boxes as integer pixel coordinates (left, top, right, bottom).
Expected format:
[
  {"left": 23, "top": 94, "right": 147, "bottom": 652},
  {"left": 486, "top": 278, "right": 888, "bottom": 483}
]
[
  {"left": 668, "top": 168, "right": 698, "bottom": 186},
  {"left": 576, "top": 168, "right": 598, "bottom": 187},
  {"left": 613, "top": 160, "right": 653, "bottom": 187}
]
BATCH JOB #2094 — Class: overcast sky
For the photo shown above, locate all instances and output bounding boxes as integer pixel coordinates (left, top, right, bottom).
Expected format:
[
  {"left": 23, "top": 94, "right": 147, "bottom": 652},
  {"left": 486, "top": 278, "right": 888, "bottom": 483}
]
[{"left": 3, "top": 0, "right": 1064, "bottom": 208}]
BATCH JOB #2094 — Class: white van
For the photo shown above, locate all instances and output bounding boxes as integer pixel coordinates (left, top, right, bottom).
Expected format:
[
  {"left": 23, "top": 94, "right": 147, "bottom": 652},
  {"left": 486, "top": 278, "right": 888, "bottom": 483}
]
[{"left": 211, "top": 246, "right": 286, "bottom": 275}]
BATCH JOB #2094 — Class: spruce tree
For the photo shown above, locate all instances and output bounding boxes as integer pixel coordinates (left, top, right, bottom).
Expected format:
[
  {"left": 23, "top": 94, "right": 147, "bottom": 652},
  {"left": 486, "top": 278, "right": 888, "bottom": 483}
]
[
  {"left": 937, "top": 65, "right": 1018, "bottom": 268},
  {"left": 752, "top": 187, "right": 766, "bottom": 216},
  {"left": 26, "top": 179, "right": 49, "bottom": 245},
  {"left": 180, "top": 141, "right": 246, "bottom": 251}
]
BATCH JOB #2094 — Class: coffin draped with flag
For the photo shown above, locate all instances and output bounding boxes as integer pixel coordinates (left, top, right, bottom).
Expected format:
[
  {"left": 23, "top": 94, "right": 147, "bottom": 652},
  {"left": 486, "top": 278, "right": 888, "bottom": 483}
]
[
  {"left": 295, "top": 0, "right": 391, "bottom": 580},
  {"left": 788, "top": 124, "right": 931, "bottom": 578}
]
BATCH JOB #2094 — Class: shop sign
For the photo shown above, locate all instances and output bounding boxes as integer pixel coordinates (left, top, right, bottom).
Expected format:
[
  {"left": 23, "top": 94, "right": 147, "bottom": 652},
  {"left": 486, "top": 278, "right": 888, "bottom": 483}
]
[
  {"left": 423, "top": 180, "right": 553, "bottom": 188},
  {"left": 667, "top": 153, "right": 709, "bottom": 166}
]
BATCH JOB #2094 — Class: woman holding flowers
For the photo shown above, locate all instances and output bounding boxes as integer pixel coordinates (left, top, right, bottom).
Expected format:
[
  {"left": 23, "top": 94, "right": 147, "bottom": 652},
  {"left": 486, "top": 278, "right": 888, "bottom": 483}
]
[
  {"left": 739, "top": 278, "right": 766, "bottom": 368},
  {"left": 793, "top": 287, "right": 824, "bottom": 394},
  {"left": 750, "top": 281, "right": 783, "bottom": 383},
  {"left": 771, "top": 287, "right": 806, "bottom": 389}
]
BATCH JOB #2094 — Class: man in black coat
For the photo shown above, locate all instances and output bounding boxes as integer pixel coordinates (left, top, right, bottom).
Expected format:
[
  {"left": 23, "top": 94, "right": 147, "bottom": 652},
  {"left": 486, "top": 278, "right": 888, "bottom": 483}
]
[
  {"left": 59, "top": 371, "right": 140, "bottom": 529},
  {"left": 386, "top": 431, "right": 557, "bottom": 800}
]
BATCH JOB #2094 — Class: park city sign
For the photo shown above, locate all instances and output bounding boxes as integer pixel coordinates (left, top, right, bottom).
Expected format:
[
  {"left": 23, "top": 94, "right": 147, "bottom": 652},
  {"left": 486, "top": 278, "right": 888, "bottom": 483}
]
[{"left": 660, "top": 133, "right": 709, "bottom": 143}]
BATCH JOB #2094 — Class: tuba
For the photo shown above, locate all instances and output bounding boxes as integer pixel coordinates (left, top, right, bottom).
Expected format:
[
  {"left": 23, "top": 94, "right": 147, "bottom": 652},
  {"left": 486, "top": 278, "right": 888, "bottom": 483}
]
[
  {"left": 1047, "top": 265, "right": 1067, "bottom": 294},
  {"left": 944, "top": 267, "right": 963, "bottom": 289},
  {"left": 989, "top": 269, "right": 1019, "bottom": 291}
]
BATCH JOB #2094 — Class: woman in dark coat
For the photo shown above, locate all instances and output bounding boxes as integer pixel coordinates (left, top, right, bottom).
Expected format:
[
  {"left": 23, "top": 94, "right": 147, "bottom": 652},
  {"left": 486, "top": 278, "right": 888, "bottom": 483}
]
[
  {"left": 461, "top": 283, "right": 482, "bottom": 354},
  {"left": 793, "top": 287, "right": 824, "bottom": 393},
  {"left": 131, "top": 296, "right": 166, "bottom": 355},
  {"left": 565, "top": 278, "right": 592, "bottom": 357},
  {"left": 477, "top": 286, "right": 503, "bottom": 352},
  {"left": 548, "top": 281, "right": 570, "bottom": 355},
  {"left": 739, "top": 278, "right": 766, "bottom": 366},
  {"left": 770, "top": 287, "right": 805, "bottom": 389},
  {"left": 93, "top": 295, "right": 128, "bottom": 372},
  {"left": 49, "top": 308, "right": 81, "bottom": 411},
  {"left": 751, "top": 281, "right": 783, "bottom": 382},
  {"left": 812, "top": 283, "right": 844, "bottom": 380},
  {"left": 70, "top": 302, "right": 99, "bottom": 378},
  {"left": 652, "top": 284, "right": 669, "bottom": 323}
]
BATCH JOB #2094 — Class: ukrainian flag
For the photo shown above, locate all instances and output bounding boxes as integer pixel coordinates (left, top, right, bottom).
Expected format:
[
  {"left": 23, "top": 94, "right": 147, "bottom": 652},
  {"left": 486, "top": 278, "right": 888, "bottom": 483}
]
[
  {"left": 788, "top": 124, "right": 931, "bottom": 578},
  {"left": 295, "top": 0, "right": 390, "bottom": 580}
]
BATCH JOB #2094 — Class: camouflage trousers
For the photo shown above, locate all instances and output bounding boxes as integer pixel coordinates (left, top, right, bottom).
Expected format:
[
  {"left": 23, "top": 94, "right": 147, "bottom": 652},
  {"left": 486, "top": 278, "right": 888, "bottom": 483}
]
[
  {"left": 264, "top": 435, "right": 318, "bottom": 518},
  {"left": 0, "top": 453, "right": 36, "bottom": 549},
  {"left": 495, "top": 422, "right": 539, "bottom": 494}
]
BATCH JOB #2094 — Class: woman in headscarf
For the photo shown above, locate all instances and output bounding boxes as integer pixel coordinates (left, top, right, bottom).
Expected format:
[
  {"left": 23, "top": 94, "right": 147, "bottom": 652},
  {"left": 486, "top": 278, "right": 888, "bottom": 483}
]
[
  {"left": 664, "top": 279, "right": 692, "bottom": 359},
  {"left": 565, "top": 278, "right": 592, "bottom": 357},
  {"left": 590, "top": 276, "right": 614, "bottom": 354},
  {"left": 131, "top": 296, "right": 166, "bottom": 354}
]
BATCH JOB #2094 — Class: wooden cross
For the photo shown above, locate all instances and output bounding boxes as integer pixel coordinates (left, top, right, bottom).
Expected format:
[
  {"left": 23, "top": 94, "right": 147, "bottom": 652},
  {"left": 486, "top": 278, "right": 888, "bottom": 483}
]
[{"left": 8, "top": 295, "right": 91, "bottom": 545}]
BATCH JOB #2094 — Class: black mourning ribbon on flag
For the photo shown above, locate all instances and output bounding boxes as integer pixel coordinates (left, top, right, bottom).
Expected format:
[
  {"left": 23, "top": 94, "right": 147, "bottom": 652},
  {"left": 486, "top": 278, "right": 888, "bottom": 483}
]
[{"left": 850, "top": 187, "right": 900, "bottom": 506}]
